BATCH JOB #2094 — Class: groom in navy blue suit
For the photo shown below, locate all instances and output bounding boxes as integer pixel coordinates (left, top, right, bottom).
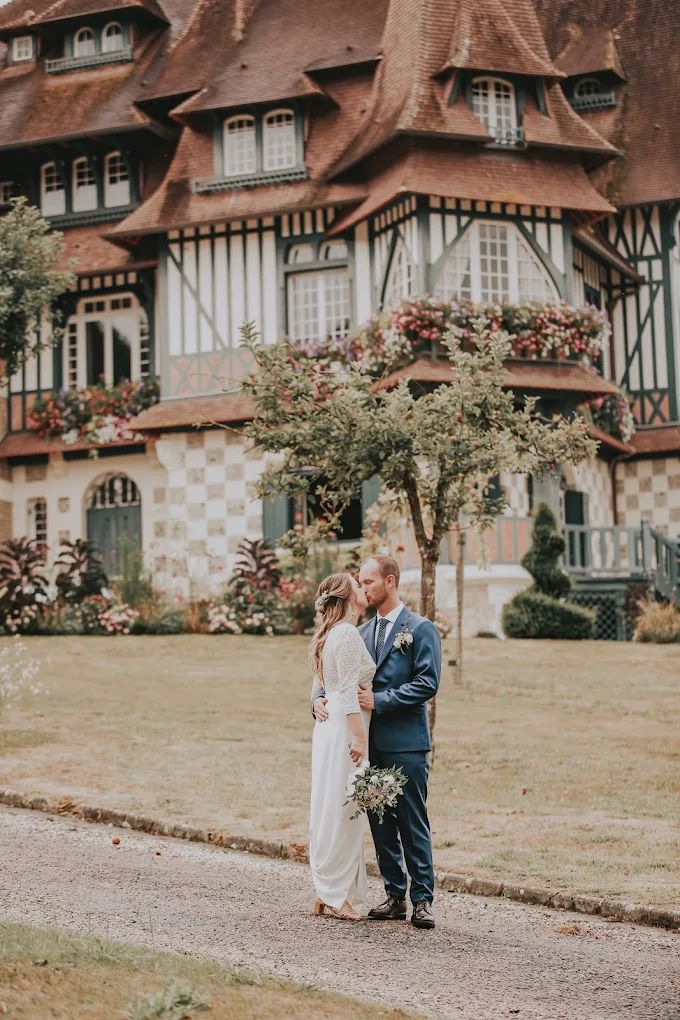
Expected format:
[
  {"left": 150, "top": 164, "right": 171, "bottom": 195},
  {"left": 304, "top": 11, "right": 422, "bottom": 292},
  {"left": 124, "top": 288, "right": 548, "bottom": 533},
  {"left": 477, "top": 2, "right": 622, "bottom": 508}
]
[{"left": 356, "top": 554, "right": 441, "bottom": 930}]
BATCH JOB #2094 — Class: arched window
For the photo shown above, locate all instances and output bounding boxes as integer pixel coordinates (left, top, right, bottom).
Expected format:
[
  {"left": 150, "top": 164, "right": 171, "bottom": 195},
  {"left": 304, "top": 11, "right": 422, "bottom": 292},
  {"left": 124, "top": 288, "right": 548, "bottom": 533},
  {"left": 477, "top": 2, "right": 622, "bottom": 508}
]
[
  {"left": 571, "top": 76, "right": 616, "bottom": 111},
  {"left": 436, "top": 221, "right": 558, "bottom": 304},
  {"left": 104, "top": 151, "right": 130, "bottom": 207},
  {"left": 73, "top": 26, "right": 96, "bottom": 57},
  {"left": 102, "top": 22, "right": 124, "bottom": 53},
  {"left": 285, "top": 240, "right": 351, "bottom": 343},
  {"left": 262, "top": 109, "right": 296, "bottom": 171},
  {"left": 382, "top": 234, "right": 415, "bottom": 309},
  {"left": 40, "top": 161, "right": 65, "bottom": 216},
  {"left": 223, "top": 115, "right": 257, "bottom": 177},
  {"left": 72, "top": 156, "right": 97, "bottom": 212},
  {"left": 88, "top": 474, "right": 140, "bottom": 510},
  {"left": 471, "top": 77, "right": 519, "bottom": 145}
]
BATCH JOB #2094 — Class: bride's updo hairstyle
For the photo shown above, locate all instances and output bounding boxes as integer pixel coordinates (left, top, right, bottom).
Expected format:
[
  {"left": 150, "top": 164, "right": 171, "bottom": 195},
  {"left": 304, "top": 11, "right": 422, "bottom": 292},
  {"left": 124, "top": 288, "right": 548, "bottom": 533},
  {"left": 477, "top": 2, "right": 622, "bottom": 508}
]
[{"left": 309, "top": 572, "right": 353, "bottom": 682}]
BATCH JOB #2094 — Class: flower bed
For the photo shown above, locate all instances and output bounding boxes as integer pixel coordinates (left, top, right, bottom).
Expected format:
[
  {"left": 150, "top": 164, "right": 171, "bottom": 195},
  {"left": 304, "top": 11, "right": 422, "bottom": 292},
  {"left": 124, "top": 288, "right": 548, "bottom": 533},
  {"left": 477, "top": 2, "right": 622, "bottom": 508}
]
[
  {"left": 294, "top": 298, "right": 610, "bottom": 374},
  {"left": 27, "top": 378, "right": 159, "bottom": 445}
]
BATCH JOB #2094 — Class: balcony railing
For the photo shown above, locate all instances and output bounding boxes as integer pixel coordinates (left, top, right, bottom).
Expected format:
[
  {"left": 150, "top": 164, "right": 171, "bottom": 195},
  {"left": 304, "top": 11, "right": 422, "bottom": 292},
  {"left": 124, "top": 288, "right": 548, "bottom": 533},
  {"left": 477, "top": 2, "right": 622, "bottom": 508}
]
[
  {"left": 571, "top": 91, "right": 616, "bottom": 112},
  {"left": 488, "top": 126, "right": 525, "bottom": 148},
  {"left": 45, "top": 45, "right": 133, "bottom": 75}
]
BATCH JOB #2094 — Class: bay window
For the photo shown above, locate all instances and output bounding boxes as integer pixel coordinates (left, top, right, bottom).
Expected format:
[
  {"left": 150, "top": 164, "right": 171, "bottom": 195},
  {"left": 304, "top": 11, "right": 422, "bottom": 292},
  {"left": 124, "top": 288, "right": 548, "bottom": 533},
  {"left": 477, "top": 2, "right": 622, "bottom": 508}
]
[{"left": 64, "top": 294, "right": 149, "bottom": 388}]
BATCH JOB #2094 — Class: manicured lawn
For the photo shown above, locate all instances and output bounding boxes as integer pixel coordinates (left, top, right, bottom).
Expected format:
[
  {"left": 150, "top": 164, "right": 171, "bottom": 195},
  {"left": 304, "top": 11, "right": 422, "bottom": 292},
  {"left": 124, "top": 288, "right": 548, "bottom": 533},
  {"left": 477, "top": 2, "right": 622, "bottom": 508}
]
[
  {"left": 1, "top": 635, "right": 679, "bottom": 907},
  {"left": 0, "top": 922, "right": 407, "bottom": 1019}
]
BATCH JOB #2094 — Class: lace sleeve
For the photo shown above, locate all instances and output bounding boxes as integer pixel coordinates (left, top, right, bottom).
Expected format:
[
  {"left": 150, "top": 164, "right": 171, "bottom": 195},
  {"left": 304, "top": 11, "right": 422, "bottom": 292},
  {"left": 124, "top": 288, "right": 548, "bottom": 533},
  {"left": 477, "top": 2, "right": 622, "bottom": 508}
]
[{"left": 335, "top": 626, "right": 363, "bottom": 715}]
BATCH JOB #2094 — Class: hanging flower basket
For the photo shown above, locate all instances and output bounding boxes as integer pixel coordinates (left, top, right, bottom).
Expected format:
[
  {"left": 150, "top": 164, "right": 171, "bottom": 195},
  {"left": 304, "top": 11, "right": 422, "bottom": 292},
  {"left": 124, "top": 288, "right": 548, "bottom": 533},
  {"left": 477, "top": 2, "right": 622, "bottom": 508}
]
[{"left": 27, "top": 378, "right": 159, "bottom": 445}]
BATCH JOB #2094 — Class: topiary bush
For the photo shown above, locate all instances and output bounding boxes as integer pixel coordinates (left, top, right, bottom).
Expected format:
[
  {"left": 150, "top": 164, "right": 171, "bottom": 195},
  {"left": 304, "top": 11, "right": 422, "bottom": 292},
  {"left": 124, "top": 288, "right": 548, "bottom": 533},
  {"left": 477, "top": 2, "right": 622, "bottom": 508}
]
[
  {"left": 502, "top": 590, "right": 595, "bottom": 640},
  {"left": 502, "top": 501, "right": 595, "bottom": 639}
]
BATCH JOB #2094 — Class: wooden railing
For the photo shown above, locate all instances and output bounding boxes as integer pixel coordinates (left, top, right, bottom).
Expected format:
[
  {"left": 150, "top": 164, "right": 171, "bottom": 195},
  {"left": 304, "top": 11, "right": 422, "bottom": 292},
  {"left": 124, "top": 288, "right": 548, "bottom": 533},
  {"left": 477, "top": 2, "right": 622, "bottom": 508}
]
[{"left": 564, "top": 521, "right": 680, "bottom": 606}]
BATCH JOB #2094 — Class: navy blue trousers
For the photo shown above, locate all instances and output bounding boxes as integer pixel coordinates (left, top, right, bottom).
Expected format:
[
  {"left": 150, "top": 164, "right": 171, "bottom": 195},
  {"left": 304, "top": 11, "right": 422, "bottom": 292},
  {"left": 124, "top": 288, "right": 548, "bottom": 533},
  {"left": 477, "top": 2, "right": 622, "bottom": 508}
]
[{"left": 368, "top": 747, "right": 435, "bottom": 904}]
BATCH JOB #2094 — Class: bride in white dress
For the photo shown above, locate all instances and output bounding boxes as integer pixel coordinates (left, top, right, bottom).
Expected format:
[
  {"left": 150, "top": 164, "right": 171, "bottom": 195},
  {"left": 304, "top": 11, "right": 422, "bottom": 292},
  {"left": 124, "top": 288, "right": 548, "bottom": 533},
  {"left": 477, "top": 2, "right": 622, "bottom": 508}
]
[{"left": 309, "top": 572, "right": 377, "bottom": 920}]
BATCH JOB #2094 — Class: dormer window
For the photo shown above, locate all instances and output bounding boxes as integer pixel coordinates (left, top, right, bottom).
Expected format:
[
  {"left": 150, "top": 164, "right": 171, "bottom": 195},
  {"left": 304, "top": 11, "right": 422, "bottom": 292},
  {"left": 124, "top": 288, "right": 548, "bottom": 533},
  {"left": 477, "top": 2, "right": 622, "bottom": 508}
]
[
  {"left": 72, "top": 157, "right": 97, "bottom": 213},
  {"left": 40, "top": 162, "right": 66, "bottom": 217},
  {"left": 223, "top": 116, "right": 257, "bottom": 177},
  {"left": 102, "top": 22, "right": 125, "bottom": 54},
  {"left": 570, "top": 77, "right": 616, "bottom": 112},
  {"left": 471, "top": 77, "right": 523, "bottom": 147},
  {"left": 262, "top": 109, "right": 297, "bottom": 171},
  {"left": 196, "top": 106, "right": 307, "bottom": 193},
  {"left": 73, "top": 26, "right": 96, "bottom": 58},
  {"left": 11, "top": 35, "right": 35, "bottom": 62}
]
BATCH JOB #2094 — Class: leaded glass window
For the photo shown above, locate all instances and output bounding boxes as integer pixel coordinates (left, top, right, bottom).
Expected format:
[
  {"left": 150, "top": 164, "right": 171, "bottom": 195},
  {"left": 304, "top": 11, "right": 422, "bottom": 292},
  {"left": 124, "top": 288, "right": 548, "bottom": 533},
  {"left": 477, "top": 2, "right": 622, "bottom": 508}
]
[
  {"left": 436, "top": 221, "right": 558, "bottom": 304},
  {"left": 223, "top": 115, "right": 257, "bottom": 177},
  {"left": 263, "top": 109, "right": 297, "bottom": 170}
]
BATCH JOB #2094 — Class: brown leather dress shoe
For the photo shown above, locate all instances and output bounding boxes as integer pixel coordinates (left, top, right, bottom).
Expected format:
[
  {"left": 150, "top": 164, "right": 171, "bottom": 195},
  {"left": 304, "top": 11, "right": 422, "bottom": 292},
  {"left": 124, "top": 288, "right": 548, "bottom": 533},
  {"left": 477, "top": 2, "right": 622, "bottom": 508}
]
[
  {"left": 367, "top": 895, "right": 407, "bottom": 920},
  {"left": 411, "top": 900, "right": 435, "bottom": 929}
]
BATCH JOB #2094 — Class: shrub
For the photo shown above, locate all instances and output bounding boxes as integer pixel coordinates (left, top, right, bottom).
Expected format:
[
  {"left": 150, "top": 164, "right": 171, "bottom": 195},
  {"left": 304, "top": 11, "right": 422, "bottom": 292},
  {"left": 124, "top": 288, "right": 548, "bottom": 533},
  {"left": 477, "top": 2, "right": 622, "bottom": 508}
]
[
  {"left": 0, "top": 538, "right": 49, "bottom": 634},
  {"left": 502, "top": 589, "right": 595, "bottom": 640},
  {"left": 54, "top": 593, "right": 138, "bottom": 635},
  {"left": 633, "top": 599, "right": 680, "bottom": 643},
  {"left": 520, "top": 502, "right": 571, "bottom": 599},
  {"left": 54, "top": 539, "right": 108, "bottom": 603}
]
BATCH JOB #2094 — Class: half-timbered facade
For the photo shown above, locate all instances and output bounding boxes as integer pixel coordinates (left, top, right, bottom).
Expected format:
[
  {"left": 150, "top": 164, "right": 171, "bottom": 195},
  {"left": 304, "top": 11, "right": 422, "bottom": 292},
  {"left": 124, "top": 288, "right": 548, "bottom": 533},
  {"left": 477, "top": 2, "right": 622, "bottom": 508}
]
[{"left": 0, "top": 0, "right": 678, "bottom": 629}]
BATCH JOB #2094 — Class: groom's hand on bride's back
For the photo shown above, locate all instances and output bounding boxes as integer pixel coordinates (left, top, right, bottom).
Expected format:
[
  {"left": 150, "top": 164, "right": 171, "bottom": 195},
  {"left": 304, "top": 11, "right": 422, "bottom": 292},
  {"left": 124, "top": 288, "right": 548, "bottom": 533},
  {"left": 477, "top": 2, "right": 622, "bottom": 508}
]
[{"left": 313, "top": 697, "right": 329, "bottom": 721}]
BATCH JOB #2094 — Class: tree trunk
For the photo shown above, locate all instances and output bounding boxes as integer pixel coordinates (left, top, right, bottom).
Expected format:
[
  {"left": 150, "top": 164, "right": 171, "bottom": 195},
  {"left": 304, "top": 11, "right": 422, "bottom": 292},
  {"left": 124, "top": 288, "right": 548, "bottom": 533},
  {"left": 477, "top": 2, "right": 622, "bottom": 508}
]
[
  {"left": 420, "top": 552, "right": 438, "bottom": 759},
  {"left": 454, "top": 523, "right": 466, "bottom": 685}
]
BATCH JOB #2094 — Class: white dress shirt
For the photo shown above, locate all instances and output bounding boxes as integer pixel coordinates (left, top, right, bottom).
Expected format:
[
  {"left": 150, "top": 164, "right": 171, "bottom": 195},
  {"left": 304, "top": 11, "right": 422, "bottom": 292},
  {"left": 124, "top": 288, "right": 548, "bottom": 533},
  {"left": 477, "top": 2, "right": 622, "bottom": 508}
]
[{"left": 375, "top": 600, "right": 405, "bottom": 654}]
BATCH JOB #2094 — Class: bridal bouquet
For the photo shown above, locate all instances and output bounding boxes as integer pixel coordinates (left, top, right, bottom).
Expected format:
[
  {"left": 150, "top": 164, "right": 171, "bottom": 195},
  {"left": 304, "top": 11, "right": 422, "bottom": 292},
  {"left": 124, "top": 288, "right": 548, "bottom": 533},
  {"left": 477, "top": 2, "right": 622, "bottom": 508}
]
[{"left": 344, "top": 763, "right": 408, "bottom": 824}]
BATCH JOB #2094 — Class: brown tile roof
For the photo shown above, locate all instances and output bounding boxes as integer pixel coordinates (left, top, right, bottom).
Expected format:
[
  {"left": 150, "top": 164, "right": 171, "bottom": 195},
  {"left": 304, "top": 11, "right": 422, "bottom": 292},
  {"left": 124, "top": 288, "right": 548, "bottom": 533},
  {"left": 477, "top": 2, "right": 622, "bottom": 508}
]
[
  {"left": 441, "top": 0, "right": 563, "bottom": 79},
  {"left": 0, "top": 0, "right": 168, "bottom": 33},
  {"left": 131, "top": 391, "right": 255, "bottom": 430},
  {"left": 328, "top": 143, "right": 613, "bottom": 235},
  {"left": 554, "top": 26, "right": 625, "bottom": 81},
  {"left": 587, "top": 424, "right": 633, "bottom": 456},
  {"left": 0, "top": 430, "right": 146, "bottom": 459},
  {"left": 55, "top": 223, "right": 157, "bottom": 274},
  {"left": 373, "top": 357, "right": 620, "bottom": 398},
  {"left": 573, "top": 226, "right": 643, "bottom": 284},
  {"left": 534, "top": 0, "right": 680, "bottom": 206},
  {"left": 0, "top": 27, "right": 169, "bottom": 150},
  {"left": 629, "top": 425, "right": 680, "bottom": 457}
]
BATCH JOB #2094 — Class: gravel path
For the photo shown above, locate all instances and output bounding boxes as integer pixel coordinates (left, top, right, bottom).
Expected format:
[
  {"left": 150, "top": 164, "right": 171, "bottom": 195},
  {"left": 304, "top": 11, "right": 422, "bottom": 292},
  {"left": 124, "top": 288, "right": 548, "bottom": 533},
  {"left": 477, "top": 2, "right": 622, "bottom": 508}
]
[{"left": 0, "top": 806, "right": 677, "bottom": 1020}]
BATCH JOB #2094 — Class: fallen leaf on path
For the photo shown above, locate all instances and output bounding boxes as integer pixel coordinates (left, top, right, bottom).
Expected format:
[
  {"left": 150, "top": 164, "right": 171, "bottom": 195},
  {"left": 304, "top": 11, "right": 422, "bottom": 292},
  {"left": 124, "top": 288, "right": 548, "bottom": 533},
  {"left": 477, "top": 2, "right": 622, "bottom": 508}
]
[{"left": 555, "top": 923, "right": 585, "bottom": 935}]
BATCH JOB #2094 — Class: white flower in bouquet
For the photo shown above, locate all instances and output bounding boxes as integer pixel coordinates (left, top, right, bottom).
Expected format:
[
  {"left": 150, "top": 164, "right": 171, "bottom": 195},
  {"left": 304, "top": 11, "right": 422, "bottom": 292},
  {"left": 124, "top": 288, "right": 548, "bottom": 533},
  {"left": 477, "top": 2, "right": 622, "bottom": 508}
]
[{"left": 344, "top": 763, "right": 408, "bottom": 823}]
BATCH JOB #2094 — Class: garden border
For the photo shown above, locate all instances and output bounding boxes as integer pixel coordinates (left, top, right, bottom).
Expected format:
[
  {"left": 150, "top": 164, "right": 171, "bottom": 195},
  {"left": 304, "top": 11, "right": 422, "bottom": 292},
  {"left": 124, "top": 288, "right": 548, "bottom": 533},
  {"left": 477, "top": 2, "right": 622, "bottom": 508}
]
[{"left": 1, "top": 787, "right": 678, "bottom": 932}]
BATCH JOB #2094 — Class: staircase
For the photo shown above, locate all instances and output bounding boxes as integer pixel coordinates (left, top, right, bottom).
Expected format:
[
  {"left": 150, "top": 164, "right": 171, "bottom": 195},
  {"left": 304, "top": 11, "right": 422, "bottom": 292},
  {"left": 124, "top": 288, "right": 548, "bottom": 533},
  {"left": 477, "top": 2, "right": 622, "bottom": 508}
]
[{"left": 564, "top": 521, "right": 680, "bottom": 639}]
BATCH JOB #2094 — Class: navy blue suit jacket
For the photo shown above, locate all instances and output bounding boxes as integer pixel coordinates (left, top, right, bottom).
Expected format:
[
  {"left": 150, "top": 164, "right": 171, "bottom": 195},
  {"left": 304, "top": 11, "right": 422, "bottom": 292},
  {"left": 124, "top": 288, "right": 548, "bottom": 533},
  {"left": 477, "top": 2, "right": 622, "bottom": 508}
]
[{"left": 359, "top": 606, "right": 441, "bottom": 753}]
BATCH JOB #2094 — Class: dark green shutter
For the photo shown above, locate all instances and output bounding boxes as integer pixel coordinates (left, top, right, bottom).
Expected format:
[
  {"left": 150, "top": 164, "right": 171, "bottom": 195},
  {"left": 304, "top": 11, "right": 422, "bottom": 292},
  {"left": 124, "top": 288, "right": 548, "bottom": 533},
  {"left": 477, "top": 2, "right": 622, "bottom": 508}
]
[{"left": 262, "top": 495, "right": 291, "bottom": 544}]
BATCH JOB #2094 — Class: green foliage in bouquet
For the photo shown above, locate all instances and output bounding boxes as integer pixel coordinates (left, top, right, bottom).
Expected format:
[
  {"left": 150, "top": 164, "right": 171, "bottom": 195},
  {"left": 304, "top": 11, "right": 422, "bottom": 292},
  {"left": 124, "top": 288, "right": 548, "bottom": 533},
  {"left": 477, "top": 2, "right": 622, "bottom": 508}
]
[{"left": 344, "top": 763, "right": 408, "bottom": 824}]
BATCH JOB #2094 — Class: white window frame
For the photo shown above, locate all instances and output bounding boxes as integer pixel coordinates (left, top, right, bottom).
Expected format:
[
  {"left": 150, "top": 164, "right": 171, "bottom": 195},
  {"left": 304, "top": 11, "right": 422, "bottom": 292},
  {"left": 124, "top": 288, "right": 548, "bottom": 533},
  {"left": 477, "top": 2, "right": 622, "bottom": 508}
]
[
  {"left": 64, "top": 293, "right": 146, "bottom": 388},
  {"left": 102, "top": 21, "right": 124, "bottom": 53},
  {"left": 72, "top": 156, "right": 98, "bottom": 213},
  {"left": 262, "top": 108, "right": 297, "bottom": 171},
  {"left": 285, "top": 242, "right": 351, "bottom": 343},
  {"left": 40, "top": 162, "right": 66, "bottom": 217},
  {"left": 471, "top": 77, "right": 518, "bottom": 143},
  {"left": 27, "top": 497, "right": 48, "bottom": 559},
  {"left": 73, "top": 26, "right": 96, "bottom": 57},
  {"left": 382, "top": 233, "right": 416, "bottom": 308},
  {"left": 104, "top": 151, "right": 130, "bottom": 207},
  {"left": 436, "top": 220, "right": 559, "bottom": 304},
  {"left": 574, "top": 77, "right": 603, "bottom": 100},
  {"left": 11, "top": 35, "right": 35, "bottom": 61},
  {"left": 222, "top": 114, "right": 257, "bottom": 177}
]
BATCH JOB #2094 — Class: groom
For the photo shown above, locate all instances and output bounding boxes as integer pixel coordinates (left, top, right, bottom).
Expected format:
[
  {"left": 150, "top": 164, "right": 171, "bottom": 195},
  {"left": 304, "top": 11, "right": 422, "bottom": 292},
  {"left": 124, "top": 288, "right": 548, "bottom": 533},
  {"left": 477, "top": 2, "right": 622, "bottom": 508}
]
[{"left": 357, "top": 554, "right": 441, "bottom": 930}]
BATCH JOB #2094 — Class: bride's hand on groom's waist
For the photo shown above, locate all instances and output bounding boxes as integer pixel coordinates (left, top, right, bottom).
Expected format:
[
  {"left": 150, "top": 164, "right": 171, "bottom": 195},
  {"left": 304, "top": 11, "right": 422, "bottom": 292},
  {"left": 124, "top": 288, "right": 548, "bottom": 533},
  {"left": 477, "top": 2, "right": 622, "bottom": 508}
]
[{"left": 358, "top": 688, "right": 375, "bottom": 711}]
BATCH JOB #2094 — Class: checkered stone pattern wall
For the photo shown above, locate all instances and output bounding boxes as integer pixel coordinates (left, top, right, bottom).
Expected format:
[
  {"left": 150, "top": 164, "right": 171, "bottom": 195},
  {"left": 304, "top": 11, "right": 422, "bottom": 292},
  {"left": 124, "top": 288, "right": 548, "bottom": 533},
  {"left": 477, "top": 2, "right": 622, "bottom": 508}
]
[
  {"left": 616, "top": 456, "right": 680, "bottom": 536},
  {"left": 151, "top": 428, "right": 265, "bottom": 596},
  {"left": 567, "top": 458, "right": 614, "bottom": 525},
  {"left": 500, "top": 472, "right": 529, "bottom": 516}
]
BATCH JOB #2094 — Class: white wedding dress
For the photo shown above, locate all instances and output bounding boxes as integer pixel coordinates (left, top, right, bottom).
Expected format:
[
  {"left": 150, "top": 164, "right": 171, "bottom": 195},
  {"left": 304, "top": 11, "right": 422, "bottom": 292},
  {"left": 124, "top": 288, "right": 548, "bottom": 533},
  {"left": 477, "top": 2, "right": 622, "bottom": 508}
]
[{"left": 309, "top": 622, "right": 376, "bottom": 911}]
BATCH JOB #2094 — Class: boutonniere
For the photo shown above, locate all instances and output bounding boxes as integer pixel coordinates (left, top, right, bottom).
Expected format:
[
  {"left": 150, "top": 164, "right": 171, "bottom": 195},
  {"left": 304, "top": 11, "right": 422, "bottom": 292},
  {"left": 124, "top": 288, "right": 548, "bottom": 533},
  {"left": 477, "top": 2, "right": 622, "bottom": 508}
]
[{"left": 393, "top": 628, "right": 414, "bottom": 653}]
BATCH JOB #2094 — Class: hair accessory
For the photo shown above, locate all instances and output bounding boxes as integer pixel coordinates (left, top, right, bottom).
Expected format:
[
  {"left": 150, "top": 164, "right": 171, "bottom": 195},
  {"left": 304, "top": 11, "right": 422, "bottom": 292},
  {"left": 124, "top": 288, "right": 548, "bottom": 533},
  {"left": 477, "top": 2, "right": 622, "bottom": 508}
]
[{"left": 314, "top": 591, "right": 330, "bottom": 613}]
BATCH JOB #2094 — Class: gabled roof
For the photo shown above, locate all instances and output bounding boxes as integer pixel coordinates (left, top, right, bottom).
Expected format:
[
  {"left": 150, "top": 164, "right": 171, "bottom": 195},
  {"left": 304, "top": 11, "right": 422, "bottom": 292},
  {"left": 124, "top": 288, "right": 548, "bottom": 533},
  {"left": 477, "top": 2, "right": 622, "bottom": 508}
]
[
  {"left": 0, "top": 0, "right": 169, "bottom": 33},
  {"left": 554, "top": 26, "right": 625, "bottom": 81},
  {"left": 441, "top": 0, "right": 563, "bottom": 79},
  {"left": 131, "top": 391, "right": 255, "bottom": 430},
  {"left": 534, "top": 0, "right": 680, "bottom": 207}
]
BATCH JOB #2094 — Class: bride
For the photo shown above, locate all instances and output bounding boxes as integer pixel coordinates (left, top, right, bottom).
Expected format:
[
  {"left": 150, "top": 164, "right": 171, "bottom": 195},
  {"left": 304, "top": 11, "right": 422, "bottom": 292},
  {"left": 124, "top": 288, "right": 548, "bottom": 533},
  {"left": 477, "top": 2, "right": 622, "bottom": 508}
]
[{"left": 309, "top": 572, "right": 376, "bottom": 920}]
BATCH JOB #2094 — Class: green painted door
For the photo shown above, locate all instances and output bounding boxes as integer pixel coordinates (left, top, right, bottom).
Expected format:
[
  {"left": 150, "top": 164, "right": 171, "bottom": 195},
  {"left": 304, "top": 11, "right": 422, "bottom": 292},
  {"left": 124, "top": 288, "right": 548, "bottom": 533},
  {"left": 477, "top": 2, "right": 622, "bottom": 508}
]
[{"left": 87, "top": 503, "right": 141, "bottom": 578}]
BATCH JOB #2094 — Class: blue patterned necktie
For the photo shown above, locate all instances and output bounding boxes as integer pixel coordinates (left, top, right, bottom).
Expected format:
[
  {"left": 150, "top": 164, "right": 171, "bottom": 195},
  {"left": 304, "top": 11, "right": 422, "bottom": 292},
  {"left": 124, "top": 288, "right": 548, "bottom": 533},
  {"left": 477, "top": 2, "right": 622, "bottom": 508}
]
[{"left": 375, "top": 617, "right": 388, "bottom": 661}]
